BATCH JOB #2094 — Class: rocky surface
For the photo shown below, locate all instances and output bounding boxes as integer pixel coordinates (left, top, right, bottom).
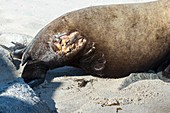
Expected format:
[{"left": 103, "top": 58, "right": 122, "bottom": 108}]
[{"left": 0, "top": 78, "right": 51, "bottom": 113}]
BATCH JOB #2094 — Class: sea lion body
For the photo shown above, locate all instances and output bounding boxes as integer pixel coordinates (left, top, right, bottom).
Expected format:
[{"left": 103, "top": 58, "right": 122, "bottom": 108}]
[{"left": 20, "top": 0, "right": 169, "bottom": 86}]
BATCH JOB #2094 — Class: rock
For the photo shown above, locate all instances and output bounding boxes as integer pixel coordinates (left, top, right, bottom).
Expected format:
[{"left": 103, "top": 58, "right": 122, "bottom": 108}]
[
  {"left": 0, "top": 33, "right": 33, "bottom": 83},
  {"left": 119, "top": 73, "right": 159, "bottom": 90},
  {"left": 0, "top": 78, "right": 51, "bottom": 113}
]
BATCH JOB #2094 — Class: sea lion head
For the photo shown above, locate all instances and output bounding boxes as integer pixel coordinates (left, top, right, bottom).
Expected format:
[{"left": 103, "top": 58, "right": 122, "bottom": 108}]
[
  {"left": 47, "top": 31, "right": 106, "bottom": 76},
  {"left": 21, "top": 30, "right": 107, "bottom": 87},
  {"left": 21, "top": 31, "right": 88, "bottom": 87}
]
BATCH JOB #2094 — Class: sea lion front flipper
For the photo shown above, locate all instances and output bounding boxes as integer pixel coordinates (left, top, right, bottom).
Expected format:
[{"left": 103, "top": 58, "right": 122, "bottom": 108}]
[
  {"left": 77, "top": 41, "right": 106, "bottom": 77},
  {"left": 22, "top": 61, "right": 49, "bottom": 88},
  {"left": 80, "top": 53, "right": 106, "bottom": 77}
]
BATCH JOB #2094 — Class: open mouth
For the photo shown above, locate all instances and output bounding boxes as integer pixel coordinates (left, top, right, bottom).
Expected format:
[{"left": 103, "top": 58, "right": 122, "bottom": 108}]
[{"left": 50, "top": 31, "right": 87, "bottom": 55}]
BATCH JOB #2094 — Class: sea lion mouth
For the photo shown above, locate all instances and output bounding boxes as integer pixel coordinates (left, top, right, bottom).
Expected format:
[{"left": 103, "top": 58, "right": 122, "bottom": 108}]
[
  {"left": 49, "top": 31, "right": 87, "bottom": 57},
  {"left": 49, "top": 31, "right": 106, "bottom": 76}
]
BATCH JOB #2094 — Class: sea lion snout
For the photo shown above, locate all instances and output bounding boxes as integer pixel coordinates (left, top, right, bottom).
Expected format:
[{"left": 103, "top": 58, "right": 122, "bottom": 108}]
[{"left": 21, "top": 61, "right": 49, "bottom": 87}]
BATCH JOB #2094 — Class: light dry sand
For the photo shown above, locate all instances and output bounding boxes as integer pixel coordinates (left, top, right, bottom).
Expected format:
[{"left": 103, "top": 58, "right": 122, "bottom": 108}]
[
  {"left": 34, "top": 75, "right": 170, "bottom": 113},
  {"left": 0, "top": 0, "right": 169, "bottom": 113}
]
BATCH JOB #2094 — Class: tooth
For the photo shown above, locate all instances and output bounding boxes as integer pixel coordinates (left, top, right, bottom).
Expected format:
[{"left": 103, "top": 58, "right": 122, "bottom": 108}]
[
  {"left": 54, "top": 42, "right": 62, "bottom": 50},
  {"left": 75, "top": 43, "right": 78, "bottom": 47},
  {"left": 80, "top": 38, "right": 83, "bottom": 42},
  {"left": 78, "top": 39, "right": 82, "bottom": 43},
  {"left": 83, "top": 39, "right": 86, "bottom": 43},
  {"left": 69, "top": 31, "right": 79, "bottom": 38},
  {"left": 60, "top": 35, "right": 68, "bottom": 39},
  {"left": 62, "top": 46, "right": 68, "bottom": 53},
  {"left": 62, "top": 39, "right": 67, "bottom": 46},
  {"left": 57, "top": 51, "right": 62, "bottom": 54},
  {"left": 67, "top": 47, "right": 70, "bottom": 53},
  {"left": 71, "top": 44, "right": 75, "bottom": 49},
  {"left": 79, "top": 43, "right": 83, "bottom": 46}
]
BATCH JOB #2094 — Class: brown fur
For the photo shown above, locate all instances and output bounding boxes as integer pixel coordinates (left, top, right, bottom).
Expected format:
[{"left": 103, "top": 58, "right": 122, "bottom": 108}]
[{"left": 22, "top": 0, "right": 170, "bottom": 84}]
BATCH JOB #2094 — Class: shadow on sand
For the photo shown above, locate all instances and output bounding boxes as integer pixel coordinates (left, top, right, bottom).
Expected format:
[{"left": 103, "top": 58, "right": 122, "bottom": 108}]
[{"left": 34, "top": 66, "right": 85, "bottom": 113}]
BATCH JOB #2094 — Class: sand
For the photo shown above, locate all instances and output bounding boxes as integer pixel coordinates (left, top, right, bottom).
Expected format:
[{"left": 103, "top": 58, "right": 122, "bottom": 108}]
[{"left": 0, "top": 0, "right": 169, "bottom": 113}]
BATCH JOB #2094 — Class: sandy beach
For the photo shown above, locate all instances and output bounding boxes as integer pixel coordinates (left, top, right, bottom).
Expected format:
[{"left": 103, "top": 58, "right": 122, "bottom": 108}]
[{"left": 0, "top": 0, "right": 170, "bottom": 113}]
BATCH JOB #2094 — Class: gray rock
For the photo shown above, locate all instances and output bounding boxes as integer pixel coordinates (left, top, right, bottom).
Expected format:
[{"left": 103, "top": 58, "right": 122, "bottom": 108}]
[
  {"left": 0, "top": 47, "right": 17, "bottom": 83},
  {"left": 0, "top": 33, "right": 33, "bottom": 83},
  {"left": 0, "top": 78, "right": 51, "bottom": 113},
  {"left": 119, "top": 73, "right": 159, "bottom": 90}
]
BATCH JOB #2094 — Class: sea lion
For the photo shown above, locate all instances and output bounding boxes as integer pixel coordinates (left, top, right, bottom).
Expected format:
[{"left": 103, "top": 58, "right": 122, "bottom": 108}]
[{"left": 6, "top": 0, "right": 170, "bottom": 87}]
